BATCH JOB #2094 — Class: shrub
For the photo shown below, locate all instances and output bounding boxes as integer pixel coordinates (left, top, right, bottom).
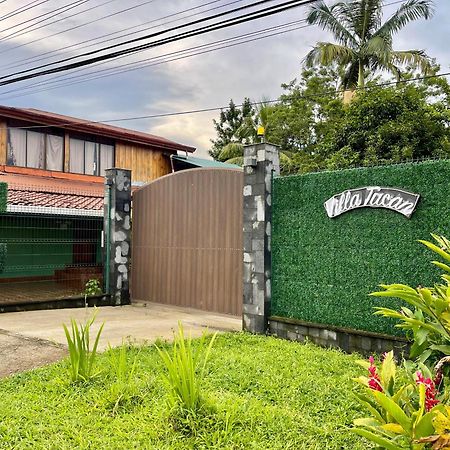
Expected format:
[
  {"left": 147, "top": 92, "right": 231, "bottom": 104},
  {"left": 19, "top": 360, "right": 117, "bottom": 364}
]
[
  {"left": 155, "top": 323, "right": 217, "bottom": 412},
  {"left": 373, "top": 235, "right": 450, "bottom": 366},
  {"left": 352, "top": 351, "right": 444, "bottom": 449},
  {"left": 63, "top": 309, "right": 104, "bottom": 382}
]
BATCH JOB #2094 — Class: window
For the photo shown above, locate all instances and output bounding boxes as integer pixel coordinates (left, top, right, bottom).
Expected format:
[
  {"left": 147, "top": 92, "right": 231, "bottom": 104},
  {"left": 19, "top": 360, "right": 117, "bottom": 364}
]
[
  {"left": 69, "top": 138, "right": 114, "bottom": 176},
  {"left": 7, "top": 128, "right": 64, "bottom": 171}
]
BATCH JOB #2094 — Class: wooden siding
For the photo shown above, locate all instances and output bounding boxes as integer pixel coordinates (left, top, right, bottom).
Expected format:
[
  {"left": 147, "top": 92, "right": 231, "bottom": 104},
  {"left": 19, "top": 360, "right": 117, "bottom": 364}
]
[
  {"left": 115, "top": 141, "right": 172, "bottom": 183},
  {"left": 132, "top": 168, "right": 243, "bottom": 316},
  {"left": 0, "top": 121, "right": 7, "bottom": 165}
]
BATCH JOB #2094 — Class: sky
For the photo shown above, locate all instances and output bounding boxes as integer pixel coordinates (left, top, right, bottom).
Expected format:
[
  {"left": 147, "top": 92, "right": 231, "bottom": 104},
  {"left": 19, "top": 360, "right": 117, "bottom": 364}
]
[{"left": 0, "top": 0, "right": 448, "bottom": 158}]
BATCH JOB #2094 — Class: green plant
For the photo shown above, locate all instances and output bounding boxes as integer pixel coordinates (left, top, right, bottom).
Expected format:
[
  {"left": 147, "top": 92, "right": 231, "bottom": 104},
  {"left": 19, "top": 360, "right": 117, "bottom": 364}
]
[
  {"left": 84, "top": 279, "right": 102, "bottom": 297},
  {"left": 352, "top": 351, "right": 444, "bottom": 449},
  {"left": 63, "top": 309, "right": 104, "bottom": 382},
  {"left": 105, "top": 342, "right": 139, "bottom": 414},
  {"left": 373, "top": 235, "right": 450, "bottom": 365},
  {"left": 155, "top": 323, "right": 217, "bottom": 412}
]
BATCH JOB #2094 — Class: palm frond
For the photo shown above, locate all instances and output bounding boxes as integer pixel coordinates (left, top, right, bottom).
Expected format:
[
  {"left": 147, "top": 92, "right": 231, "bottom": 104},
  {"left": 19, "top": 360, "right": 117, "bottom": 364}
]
[
  {"left": 304, "top": 42, "right": 356, "bottom": 68},
  {"left": 390, "top": 49, "right": 433, "bottom": 74},
  {"left": 342, "top": 61, "right": 360, "bottom": 89},
  {"left": 225, "top": 156, "right": 244, "bottom": 166},
  {"left": 306, "top": 1, "right": 358, "bottom": 46},
  {"left": 362, "top": 35, "right": 392, "bottom": 63},
  {"left": 374, "top": 0, "right": 434, "bottom": 39},
  {"left": 217, "top": 142, "right": 244, "bottom": 162}
]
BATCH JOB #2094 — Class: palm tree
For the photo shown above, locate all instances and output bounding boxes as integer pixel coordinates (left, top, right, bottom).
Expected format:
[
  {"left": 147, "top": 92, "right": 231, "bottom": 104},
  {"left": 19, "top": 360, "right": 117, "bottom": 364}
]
[{"left": 305, "top": 0, "right": 434, "bottom": 89}]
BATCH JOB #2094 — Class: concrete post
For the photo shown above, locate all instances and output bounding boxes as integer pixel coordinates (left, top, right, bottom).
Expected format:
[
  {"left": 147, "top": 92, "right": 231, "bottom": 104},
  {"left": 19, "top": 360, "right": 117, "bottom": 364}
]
[
  {"left": 104, "top": 168, "right": 132, "bottom": 306},
  {"left": 242, "top": 143, "right": 280, "bottom": 333}
]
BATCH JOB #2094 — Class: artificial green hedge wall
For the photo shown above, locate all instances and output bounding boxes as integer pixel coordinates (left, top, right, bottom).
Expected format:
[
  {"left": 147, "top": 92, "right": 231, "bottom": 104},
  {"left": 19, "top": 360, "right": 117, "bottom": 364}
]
[
  {"left": 0, "top": 182, "right": 6, "bottom": 273},
  {"left": 271, "top": 160, "right": 450, "bottom": 336},
  {"left": 0, "top": 182, "right": 6, "bottom": 213}
]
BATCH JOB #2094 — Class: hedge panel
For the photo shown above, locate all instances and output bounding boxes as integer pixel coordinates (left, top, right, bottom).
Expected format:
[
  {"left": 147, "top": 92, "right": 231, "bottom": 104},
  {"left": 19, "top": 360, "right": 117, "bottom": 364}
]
[
  {"left": 0, "top": 182, "right": 6, "bottom": 273},
  {"left": 271, "top": 160, "right": 450, "bottom": 336}
]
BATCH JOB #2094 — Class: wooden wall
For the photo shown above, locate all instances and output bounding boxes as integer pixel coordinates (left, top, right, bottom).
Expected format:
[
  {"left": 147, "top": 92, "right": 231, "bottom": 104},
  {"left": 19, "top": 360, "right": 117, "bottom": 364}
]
[
  {"left": 115, "top": 141, "right": 172, "bottom": 183},
  {"left": 0, "top": 121, "right": 7, "bottom": 165}
]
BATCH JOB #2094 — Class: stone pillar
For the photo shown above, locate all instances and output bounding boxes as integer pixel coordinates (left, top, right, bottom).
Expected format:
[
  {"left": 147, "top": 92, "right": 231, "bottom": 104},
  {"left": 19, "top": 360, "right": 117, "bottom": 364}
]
[
  {"left": 104, "top": 168, "right": 131, "bottom": 306},
  {"left": 242, "top": 143, "right": 280, "bottom": 333}
]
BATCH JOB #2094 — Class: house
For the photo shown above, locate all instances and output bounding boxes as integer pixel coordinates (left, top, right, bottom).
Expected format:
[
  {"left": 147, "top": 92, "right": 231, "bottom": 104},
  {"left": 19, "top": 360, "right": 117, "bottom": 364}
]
[{"left": 0, "top": 105, "right": 195, "bottom": 306}]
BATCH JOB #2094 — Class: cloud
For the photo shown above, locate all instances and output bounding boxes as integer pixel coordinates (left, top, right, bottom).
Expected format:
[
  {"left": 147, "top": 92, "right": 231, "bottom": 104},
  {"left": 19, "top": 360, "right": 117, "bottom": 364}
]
[{"left": 0, "top": 0, "right": 448, "bottom": 159}]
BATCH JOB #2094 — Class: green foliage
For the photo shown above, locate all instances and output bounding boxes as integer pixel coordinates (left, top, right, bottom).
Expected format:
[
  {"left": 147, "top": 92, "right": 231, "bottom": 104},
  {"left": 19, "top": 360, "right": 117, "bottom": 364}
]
[
  {"left": 62, "top": 309, "right": 104, "bottom": 382},
  {"left": 318, "top": 83, "right": 450, "bottom": 168},
  {"left": 305, "top": 0, "right": 434, "bottom": 88},
  {"left": 0, "top": 334, "right": 371, "bottom": 449},
  {"left": 352, "top": 352, "right": 443, "bottom": 449},
  {"left": 271, "top": 160, "right": 450, "bottom": 335},
  {"left": 0, "top": 182, "right": 6, "bottom": 212},
  {"left": 84, "top": 278, "right": 102, "bottom": 297},
  {"left": 373, "top": 235, "right": 450, "bottom": 365},
  {"left": 103, "top": 342, "right": 140, "bottom": 414},
  {"left": 209, "top": 98, "right": 254, "bottom": 159},
  {"left": 155, "top": 323, "right": 217, "bottom": 412}
]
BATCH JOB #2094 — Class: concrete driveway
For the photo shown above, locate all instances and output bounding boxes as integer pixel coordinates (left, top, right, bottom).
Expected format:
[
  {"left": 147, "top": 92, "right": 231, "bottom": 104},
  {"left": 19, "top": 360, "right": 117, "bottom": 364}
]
[{"left": 0, "top": 302, "right": 241, "bottom": 378}]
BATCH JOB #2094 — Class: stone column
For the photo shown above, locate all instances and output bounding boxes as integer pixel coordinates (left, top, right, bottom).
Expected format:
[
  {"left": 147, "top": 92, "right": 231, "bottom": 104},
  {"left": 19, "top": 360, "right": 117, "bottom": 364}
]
[
  {"left": 104, "top": 168, "right": 131, "bottom": 306},
  {"left": 242, "top": 143, "right": 280, "bottom": 333}
]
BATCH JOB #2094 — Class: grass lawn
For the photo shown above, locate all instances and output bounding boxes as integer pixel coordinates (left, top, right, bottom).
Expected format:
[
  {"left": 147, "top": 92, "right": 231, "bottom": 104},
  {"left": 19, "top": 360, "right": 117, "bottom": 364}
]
[{"left": 0, "top": 333, "right": 371, "bottom": 449}]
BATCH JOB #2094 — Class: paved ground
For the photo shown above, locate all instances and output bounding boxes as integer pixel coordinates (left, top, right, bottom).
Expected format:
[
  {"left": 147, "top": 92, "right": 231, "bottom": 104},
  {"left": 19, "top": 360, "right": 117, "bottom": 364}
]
[{"left": 0, "top": 302, "right": 241, "bottom": 378}]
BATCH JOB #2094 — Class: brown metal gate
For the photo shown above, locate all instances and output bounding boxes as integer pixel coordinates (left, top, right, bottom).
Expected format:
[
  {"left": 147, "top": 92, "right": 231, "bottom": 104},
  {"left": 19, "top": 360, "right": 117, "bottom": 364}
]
[{"left": 131, "top": 168, "right": 243, "bottom": 316}]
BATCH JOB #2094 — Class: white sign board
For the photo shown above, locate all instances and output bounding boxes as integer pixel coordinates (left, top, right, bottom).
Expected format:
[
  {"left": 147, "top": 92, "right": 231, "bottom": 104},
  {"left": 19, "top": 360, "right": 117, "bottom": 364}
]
[{"left": 324, "top": 186, "right": 420, "bottom": 219}]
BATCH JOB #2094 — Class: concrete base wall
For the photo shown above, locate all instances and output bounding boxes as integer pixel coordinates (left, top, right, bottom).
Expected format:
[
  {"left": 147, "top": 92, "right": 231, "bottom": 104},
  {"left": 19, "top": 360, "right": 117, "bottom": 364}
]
[{"left": 269, "top": 316, "right": 410, "bottom": 356}]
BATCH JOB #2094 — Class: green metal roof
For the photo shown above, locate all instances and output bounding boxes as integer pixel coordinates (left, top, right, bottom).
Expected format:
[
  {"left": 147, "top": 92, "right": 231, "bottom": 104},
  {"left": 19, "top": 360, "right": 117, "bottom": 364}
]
[{"left": 172, "top": 155, "right": 240, "bottom": 170}]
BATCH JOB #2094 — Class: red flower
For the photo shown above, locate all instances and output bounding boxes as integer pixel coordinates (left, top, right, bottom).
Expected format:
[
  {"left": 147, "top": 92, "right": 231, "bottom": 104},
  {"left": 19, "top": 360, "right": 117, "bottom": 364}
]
[
  {"left": 416, "top": 371, "right": 440, "bottom": 411},
  {"left": 368, "top": 356, "right": 383, "bottom": 392}
]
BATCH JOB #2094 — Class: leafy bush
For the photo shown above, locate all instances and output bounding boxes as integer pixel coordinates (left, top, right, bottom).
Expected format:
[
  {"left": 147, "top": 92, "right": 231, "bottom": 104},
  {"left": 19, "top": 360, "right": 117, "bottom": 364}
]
[
  {"left": 63, "top": 309, "right": 104, "bottom": 382},
  {"left": 352, "top": 351, "right": 444, "bottom": 449},
  {"left": 155, "top": 323, "right": 217, "bottom": 412},
  {"left": 373, "top": 235, "right": 450, "bottom": 365}
]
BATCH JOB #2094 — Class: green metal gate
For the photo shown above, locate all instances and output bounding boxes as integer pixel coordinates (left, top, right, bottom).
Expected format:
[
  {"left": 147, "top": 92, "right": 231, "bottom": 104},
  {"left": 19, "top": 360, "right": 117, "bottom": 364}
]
[{"left": 0, "top": 179, "right": 105, "bottom": 306}]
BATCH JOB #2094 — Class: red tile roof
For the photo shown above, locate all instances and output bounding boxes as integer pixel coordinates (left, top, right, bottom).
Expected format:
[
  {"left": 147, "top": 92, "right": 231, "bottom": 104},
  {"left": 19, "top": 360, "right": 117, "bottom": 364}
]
[
  {"left": 0, "top": 168, "right": 104, "bottom": 213},
  {"left": 0, "top": 105, "right": 195, "bottom": 153}
]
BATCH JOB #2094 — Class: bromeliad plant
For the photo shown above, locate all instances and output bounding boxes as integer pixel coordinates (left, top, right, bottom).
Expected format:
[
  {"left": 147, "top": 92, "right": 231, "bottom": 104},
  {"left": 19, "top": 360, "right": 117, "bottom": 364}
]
[
  {"left": 372, "top": 235, "right": 450, "bottom": 366},
  {"left": 155, "top": 323, "right": 217, "bottom": 412},
  {"left": 352, "top": 351, "right": 444, "bottom": 449},
  {"left": 63, "top": 309, "right": 104, "bottom": 383}
]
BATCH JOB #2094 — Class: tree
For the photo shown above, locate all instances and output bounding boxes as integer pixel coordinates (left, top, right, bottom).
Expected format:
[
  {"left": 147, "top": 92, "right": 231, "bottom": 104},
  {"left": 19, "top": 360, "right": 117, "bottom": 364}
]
[
  {"left": 209, "top": 98, "right": 254, "bottom": 159},
  {"left": 317, "top": 78, "right": 450, "bottom": 169},
  {"left": 305, "top": 0, "right": 434, "bottom": 88}
]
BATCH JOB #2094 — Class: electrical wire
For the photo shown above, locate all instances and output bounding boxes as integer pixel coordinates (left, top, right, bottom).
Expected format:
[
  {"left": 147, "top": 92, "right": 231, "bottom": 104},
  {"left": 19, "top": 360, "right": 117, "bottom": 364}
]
[
  {"left": 0, "top": 0, "right": 320, "bottom": 86},
  {"left": 0, "top": 0, "right": 89, "bottom": 36},
  {"left": 0, "top": 19, "right": 311, "bottom": 99},
  {"left": 0, "top": 0, "right": 232, "bottom": 70},
  {"left": 0, "top": 0, "right": 408, "bottom": 96},
  {"left": 4, "top": 71, "right": 450, "bottom": 130},
  {"left": 0, "top": 0, "right": 53, "bottom": 23}
]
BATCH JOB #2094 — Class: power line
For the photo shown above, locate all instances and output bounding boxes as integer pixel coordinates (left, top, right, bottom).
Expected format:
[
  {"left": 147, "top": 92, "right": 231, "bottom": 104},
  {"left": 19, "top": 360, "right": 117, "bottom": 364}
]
[
  {"left": 0, "top": 19, "right": 311, "bottom": 100},
  {"left": 0, "top": 0, "right": 406, "bottom": 79},
  {"left": 0, "top": 0, "right": 320, "bottom": 86},
  {"left": 0, "top": 0, "right": 408, "bottom": 97},
  {"left": 0, "top": 1, "right": 91, "bottom": 40},
  {"left": 0, "top": 0, "right": 53, "bottom": 23},
  {"left": 0, "top": 0, "right": 157, "bottom": 49},
  {"left": 5, "top": 71, "right": 450, "bottom": 130},
  {"left": 0, "top": 0, "right": 231, "bottom": 70}
]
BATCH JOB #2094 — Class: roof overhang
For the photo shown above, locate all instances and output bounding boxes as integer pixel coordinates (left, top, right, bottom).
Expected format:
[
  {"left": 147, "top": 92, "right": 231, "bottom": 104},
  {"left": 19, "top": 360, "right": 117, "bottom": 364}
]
[{"left": 0, "top": 105, "right": 196, "bottom": 153}]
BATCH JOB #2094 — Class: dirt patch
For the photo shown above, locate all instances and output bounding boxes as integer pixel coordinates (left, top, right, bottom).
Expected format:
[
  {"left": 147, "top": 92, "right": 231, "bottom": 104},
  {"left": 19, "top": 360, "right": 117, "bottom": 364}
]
[{"left": 0, "top": 329, "right": 67, "bottom": 378}]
